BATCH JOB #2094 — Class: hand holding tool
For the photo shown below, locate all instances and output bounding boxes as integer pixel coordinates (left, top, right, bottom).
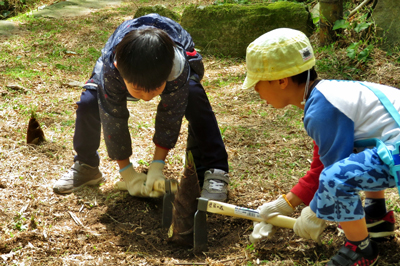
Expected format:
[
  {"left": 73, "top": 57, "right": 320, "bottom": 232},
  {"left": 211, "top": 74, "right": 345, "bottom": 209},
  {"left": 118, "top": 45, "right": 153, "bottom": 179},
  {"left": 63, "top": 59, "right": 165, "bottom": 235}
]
[
  {"left": 199, "top": 198, "right": 296, "bottom": 228},
  {"left": 293, "top": 206, "right": 326, "bottom": 244},
  {"left": 116, "top": 178, "right": 178, "bottom": 194},
  {"left": 145, "top": 161, "right": 166, "bottom": 197},
  {"left": 249, "top": 221, "right": 276, "bottom": 244},
  {"left": 118, "top": 163, "right": 149, "bottom": 197},
  {"left": 258, "top": 195, "right": 295, "bottom": 220},
  {"left": 250, "top": 195, "right": 295, "bottom": 243},
  {"left": 193, "top": 197, "right": 296, "bottom": 253}
]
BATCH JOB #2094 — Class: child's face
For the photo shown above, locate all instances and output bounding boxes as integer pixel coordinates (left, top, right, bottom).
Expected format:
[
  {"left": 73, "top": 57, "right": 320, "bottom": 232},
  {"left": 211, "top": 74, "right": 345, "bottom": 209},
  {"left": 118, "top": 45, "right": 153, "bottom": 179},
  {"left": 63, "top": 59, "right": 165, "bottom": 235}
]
[
  {"left": 254, "top": 80, "right": 287, "bottom": 108},
  {"left": 124, "top": 80, "right": 166, "bottom": 101}
]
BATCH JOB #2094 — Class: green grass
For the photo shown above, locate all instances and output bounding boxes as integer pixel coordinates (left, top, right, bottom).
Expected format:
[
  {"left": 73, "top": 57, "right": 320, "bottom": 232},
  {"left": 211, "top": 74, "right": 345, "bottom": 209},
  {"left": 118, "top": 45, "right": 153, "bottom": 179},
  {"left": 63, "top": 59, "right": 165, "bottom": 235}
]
[{"left": 0, "top": 14, "right": 116, "bottom": 86}]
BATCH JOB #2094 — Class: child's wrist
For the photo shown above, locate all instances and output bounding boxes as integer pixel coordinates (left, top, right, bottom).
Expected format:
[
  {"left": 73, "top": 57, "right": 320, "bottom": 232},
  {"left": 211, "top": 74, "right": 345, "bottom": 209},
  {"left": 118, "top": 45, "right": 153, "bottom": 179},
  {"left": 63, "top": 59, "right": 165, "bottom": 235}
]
[
  {"left": 119, "top": 163, "right": 133, "bottom": 173},
  {"left": 282, "top": 194, "right": 295, "bottom": 210}
]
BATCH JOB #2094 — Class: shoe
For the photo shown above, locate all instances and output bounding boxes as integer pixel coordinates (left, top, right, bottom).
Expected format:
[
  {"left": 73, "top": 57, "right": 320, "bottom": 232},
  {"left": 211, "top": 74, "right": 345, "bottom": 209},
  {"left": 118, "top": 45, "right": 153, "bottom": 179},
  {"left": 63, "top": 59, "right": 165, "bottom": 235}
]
[
  {"left": 337, "top": 211, "right": 395, "bottom": 241},
  {"left": 366, "top": 210, "right": 395, "bottom": 240},
  {"left": 53, "top": 161, "right": 104, "bottom": 194},
  {"left": 200, "top": 169, "right": 229, "bottom": 202},
  {"left": 326, "top": 240, "right": 379, "bottom": 266}
]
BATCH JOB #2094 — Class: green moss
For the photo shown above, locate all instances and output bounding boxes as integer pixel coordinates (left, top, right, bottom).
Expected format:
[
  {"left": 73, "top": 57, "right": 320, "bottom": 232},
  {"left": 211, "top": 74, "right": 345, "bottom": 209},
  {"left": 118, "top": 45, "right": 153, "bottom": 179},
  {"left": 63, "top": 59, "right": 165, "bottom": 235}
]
[
  {"left": 1, "top": 0, "right": 43, "bottom": 19},
  {"left": 181, "top": 2, "right": 313, "bottom": 57},
  {"left": 134, "top": 5, "right": 181, "bottom": 23}
]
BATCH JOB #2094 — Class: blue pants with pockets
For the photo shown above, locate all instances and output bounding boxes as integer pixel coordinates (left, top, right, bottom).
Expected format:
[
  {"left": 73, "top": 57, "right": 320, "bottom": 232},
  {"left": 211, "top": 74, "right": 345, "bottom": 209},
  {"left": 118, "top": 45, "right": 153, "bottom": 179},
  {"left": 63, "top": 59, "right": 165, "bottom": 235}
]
[{"left": 310, "top": 148, "right": 396, "bottom": 222}]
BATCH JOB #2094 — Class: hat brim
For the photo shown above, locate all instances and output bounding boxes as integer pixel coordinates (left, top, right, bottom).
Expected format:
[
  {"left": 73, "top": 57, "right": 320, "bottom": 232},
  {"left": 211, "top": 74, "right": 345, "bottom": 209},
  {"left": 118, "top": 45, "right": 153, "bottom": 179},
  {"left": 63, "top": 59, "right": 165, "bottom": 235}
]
[{"left": 242, "top": 76, "right": 259, "bottom": 90}]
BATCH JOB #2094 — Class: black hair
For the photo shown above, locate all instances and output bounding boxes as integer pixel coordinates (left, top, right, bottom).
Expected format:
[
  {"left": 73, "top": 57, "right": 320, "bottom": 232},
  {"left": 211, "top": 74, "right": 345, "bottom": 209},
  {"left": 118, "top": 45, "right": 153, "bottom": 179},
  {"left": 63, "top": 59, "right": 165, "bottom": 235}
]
[
  {"left": 115, "top": 28, "right": 175, "bottom": 92},
  {"left": 291, "top": 67, "right": 318, "bottom": 85}
]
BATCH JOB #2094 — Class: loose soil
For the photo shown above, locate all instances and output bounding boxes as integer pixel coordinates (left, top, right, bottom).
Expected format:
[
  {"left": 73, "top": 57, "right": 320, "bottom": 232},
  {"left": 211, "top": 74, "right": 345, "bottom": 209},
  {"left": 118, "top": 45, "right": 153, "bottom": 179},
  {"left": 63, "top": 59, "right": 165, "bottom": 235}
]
[{"left": 1, "top": 0, "right": 400, "bottom": 265}]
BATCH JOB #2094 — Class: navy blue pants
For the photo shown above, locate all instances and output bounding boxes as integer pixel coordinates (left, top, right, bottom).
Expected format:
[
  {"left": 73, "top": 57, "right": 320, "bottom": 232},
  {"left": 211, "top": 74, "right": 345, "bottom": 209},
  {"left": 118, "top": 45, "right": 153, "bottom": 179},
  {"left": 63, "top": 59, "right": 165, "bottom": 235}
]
[{"left": 73, "top": 77, "right": 228, "bottom": 181}]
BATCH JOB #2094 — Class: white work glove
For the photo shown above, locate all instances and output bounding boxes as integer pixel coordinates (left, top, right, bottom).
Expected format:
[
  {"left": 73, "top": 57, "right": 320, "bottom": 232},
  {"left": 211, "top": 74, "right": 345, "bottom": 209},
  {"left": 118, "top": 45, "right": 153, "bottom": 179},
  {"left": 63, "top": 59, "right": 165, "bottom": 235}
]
[
  {"left": 117, "top": 163, "right": 149, "bottom": 197},
  {"left": 249, "top": 195, "right": 294, "bottom": 244},
  {"left": 144, "top": 160, "right": 166, "bottom": 198},
  {"left": 293, "top": 206, "right": 327, "bottom": 244},
  {"left": 249, "top": 221, "right": 276, "bottom": 244},
  {"left": 259, "top": 195, "right": 295, "bottom": 220}
]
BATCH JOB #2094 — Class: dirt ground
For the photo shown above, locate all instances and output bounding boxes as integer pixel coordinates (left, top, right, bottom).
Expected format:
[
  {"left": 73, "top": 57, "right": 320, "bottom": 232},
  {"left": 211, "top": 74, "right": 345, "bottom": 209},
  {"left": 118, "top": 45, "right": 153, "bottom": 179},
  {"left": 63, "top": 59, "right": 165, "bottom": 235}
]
[{"left": 1, "top": 0, "right": 400, "bottom": 265}]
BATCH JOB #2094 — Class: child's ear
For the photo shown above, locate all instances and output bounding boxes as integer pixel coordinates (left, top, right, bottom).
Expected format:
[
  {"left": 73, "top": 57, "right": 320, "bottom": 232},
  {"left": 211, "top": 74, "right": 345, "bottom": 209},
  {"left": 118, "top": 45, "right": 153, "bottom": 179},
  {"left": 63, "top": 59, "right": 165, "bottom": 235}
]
[
  {"left": 113, "top": 61, "right": 117, "bottom": 68},
  {"left": 278, "top": 78, "right": 289, "bottom": 89}
]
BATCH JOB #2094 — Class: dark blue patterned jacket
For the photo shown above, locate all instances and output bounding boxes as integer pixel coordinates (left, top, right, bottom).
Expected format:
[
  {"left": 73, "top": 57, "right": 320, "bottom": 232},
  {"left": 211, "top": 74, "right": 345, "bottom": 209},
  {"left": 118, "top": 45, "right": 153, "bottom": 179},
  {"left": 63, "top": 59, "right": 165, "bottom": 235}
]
[{"left": 84, "top": 14, "right": 204, "bottom": 160}]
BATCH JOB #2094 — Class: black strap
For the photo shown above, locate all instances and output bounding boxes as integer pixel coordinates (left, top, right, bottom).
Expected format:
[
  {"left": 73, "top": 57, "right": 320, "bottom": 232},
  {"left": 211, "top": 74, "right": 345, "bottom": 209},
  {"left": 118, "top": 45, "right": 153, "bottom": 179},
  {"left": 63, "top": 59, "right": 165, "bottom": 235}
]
[{"left": 330, "top": 246, "right": 361, "bottom": 266}]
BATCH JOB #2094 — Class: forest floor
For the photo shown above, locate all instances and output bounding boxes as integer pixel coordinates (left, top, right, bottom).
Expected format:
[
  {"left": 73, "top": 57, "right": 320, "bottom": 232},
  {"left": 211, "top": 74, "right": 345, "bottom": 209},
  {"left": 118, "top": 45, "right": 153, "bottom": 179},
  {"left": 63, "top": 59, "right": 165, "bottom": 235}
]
[{"left": 1, "top": 0, "right": 400, "bottom": 265}]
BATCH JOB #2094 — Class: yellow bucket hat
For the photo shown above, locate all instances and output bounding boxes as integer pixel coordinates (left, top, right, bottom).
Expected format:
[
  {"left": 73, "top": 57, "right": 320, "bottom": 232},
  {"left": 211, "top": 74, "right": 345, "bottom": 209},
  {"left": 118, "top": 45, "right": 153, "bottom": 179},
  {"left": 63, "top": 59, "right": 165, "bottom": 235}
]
[{"left": 242, "top": 28, "right": 315, "bottom": 90}]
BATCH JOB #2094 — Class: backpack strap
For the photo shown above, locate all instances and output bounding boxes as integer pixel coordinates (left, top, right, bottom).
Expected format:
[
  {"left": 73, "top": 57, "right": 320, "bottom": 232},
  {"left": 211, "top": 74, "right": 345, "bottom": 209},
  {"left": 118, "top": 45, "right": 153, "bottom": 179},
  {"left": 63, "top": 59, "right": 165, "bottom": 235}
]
[
  {"left": 356, "top": 83, "right": 400, "bottom": 190},
  {"left": 359, "top": 83, "right": 400, "bottom": 127}
]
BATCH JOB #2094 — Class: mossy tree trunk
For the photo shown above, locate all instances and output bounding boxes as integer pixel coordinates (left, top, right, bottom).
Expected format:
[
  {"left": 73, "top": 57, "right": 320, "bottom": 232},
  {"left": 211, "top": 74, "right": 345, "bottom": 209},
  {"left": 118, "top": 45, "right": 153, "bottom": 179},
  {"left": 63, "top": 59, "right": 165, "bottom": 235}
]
[{"left": 319, "top": 0, "right": 343, "bottom": 46}]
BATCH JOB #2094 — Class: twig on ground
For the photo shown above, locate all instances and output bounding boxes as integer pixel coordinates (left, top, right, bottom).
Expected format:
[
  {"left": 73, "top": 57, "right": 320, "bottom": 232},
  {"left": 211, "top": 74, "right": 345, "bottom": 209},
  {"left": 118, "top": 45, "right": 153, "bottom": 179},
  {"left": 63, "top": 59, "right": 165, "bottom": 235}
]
[
  {"left": 68, "top": 211, "right": 84, "bottom": 227},
  {"left": 105, "top": 213, "right": 137, "bottom": 227},
  {"left": 174, "top": 263, "right": 208, "bottom": 265},
  {"left": 348, "top": 0, "right": 372, "bottom": 18},
  {"left": 143, "top": 236, "right": 162, "bottom": 254},
  {"left": 218, "top": 256, "right": 246, "bottom": 263},
  {"left": 19, "top": 203, "right": 29, "bottom": 214}
]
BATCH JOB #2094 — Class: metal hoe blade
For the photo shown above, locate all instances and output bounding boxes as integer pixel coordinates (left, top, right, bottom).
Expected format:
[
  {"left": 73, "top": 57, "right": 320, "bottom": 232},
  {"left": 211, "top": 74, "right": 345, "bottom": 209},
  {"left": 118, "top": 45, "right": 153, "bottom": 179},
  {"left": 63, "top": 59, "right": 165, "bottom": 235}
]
[
  {"left": 193, "top": 197, "right": 209, "bottom": 253},
  {"left": 162, "top": 179, "right": 175, "bottom": 228}
]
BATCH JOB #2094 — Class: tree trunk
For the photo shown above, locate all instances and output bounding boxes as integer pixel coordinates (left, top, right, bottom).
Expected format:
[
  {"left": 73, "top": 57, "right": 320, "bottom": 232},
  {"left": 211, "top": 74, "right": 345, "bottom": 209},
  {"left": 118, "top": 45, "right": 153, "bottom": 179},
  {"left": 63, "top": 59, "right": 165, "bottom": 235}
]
[{"left": 319, "top": 0, "right": 343, "bottom": 45}]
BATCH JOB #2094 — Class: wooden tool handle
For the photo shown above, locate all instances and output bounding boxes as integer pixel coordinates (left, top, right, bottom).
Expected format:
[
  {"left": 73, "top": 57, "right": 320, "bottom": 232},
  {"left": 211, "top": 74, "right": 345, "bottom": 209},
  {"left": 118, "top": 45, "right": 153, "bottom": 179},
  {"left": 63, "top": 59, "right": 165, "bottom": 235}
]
[
  {"left": 152, "top": 179, "right": 178, "bottom": 193},
  {"left": 206, "top": 200, "right": 296, "bottom": 229}
]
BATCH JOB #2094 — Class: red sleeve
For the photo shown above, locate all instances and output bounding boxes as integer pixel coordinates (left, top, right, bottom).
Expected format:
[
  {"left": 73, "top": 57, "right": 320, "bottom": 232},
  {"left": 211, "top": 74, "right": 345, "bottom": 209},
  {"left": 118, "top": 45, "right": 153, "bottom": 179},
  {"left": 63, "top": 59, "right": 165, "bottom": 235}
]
[{"left": 290, "top": 141, "right": 323, "bottom": 206}]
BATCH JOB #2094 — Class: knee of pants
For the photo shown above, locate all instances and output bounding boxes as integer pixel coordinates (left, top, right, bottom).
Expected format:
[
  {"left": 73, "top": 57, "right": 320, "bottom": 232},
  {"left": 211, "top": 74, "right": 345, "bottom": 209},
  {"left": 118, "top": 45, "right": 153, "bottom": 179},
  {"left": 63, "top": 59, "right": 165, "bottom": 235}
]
[
  {"left": 77, "top": 90, "right": 99, "bottom": 114},
  {"left": 188, "top": 79, "right": 206, "bottom": 102},
  {"left": 318, "top": 169, "right": 356, "bottom": 200}
]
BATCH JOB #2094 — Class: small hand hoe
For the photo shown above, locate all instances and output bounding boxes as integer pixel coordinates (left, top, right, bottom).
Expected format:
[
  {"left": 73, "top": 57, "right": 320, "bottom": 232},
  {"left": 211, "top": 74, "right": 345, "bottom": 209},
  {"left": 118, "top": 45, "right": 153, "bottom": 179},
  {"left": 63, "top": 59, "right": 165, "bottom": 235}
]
[{"left": 193, "top": 197, "right": 296, "bottom": 253}]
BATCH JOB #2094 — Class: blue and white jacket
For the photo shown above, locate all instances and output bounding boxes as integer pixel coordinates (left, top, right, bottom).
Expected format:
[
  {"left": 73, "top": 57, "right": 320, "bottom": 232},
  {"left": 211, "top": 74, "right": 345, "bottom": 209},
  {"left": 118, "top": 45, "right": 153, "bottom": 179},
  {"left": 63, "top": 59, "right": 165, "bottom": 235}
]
[{"left": 304, "top": 80, "right": 400, "bottom": 168}]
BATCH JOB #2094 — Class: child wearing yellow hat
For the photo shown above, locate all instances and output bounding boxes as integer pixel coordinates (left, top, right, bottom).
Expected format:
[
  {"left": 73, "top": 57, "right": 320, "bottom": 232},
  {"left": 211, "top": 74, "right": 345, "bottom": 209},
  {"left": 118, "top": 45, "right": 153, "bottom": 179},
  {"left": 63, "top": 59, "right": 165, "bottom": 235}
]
[{"left": 244, "top": 28, "right": 400, "bottom": 266}]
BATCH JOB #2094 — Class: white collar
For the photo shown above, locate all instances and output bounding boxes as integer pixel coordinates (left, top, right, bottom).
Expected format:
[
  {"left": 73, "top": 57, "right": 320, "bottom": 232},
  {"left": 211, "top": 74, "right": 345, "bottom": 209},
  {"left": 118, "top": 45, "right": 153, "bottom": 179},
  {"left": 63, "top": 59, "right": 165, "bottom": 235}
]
[{"left": 167, "top": 46, "right": 185, "bottom": 81}]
